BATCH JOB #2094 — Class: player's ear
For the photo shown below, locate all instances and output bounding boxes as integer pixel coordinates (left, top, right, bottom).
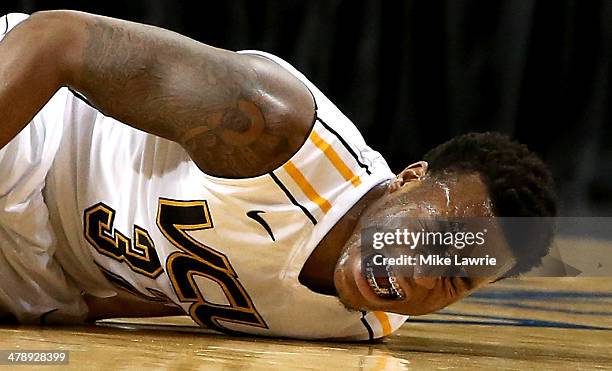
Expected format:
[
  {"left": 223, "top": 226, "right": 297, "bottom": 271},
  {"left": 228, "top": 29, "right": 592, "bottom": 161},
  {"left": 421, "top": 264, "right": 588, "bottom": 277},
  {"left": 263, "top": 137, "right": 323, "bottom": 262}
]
[{"left": 389, "top": 161, "right": 428, "bottom": 192}]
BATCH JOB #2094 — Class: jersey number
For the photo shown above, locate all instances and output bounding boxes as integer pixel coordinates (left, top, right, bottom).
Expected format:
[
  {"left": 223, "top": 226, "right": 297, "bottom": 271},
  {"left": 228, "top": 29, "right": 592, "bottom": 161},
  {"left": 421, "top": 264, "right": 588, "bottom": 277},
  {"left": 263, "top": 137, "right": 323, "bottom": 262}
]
[
  {"left": 84, "top": 203, "right": 163, "bottom": 278},
  {"left": 157, "top": 198, "right": 267, "bottom": 332},
  {"left": 84, "top": 200, "right": 267, "bottom": 333}
]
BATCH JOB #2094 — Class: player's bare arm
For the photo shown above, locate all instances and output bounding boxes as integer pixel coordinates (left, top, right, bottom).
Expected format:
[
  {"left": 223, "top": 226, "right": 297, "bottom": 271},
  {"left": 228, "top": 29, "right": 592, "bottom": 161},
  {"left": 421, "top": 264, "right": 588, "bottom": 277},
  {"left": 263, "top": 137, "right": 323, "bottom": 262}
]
[
  {"left": 0, "top": 10, "right": 558, "bottom": 338},
  {"left": 0, "top": 10, "right": 315, "bottom": 177}
]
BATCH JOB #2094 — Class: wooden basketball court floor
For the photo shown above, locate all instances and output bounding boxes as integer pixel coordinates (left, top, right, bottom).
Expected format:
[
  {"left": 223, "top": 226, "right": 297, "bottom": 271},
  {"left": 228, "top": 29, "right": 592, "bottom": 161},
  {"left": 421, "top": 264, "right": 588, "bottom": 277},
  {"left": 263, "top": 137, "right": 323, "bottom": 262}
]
[
  {"left": 1, "top": 277, "right": 610, "bottom": 370},
  {"left": 1, "top": 238, "right": 612, "bottom": 370}
]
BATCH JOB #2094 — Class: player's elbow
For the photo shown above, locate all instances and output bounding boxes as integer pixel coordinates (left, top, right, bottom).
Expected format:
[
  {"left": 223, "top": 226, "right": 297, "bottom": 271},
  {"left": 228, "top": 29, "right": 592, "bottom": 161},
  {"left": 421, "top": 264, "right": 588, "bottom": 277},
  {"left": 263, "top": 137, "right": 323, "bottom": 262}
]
[{"left": 243, "top": 53, "right": 316, "bottom": 137}]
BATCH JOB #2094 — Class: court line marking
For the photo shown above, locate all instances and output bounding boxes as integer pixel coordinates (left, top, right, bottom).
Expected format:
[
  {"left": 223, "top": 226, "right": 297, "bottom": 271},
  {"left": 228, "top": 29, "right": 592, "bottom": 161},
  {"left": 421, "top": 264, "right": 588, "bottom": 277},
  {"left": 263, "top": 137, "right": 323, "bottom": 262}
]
[
  {"left": 410, "top": 312, "right": 610, "bottom": 330},
  {"left": 407, "top": 318, "right": 610, "bottom": 330},
  {"left": 466, "top": 300, "right": 612, "bottom": 316},
  {"left": 411, "top": 289, "right": 612, "bottom": 330},
  {"left": 470, "top": 290, "right": 612, "bottom": 300}
]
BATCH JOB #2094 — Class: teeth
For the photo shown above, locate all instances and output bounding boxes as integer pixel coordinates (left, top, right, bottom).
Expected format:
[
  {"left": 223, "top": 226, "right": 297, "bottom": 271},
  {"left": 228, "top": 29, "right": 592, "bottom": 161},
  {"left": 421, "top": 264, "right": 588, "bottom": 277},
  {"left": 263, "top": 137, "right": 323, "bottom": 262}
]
[{"left": 364, "top": 256, "right": 406, "bottom": 300}]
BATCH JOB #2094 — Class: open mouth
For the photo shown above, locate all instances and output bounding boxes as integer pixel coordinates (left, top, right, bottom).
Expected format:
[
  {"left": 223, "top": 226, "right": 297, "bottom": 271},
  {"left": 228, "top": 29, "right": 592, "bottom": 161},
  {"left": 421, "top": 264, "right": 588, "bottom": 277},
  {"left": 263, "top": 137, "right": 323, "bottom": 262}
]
[{"left": 363, "top": 255, "right": 406, "bottom": 300}]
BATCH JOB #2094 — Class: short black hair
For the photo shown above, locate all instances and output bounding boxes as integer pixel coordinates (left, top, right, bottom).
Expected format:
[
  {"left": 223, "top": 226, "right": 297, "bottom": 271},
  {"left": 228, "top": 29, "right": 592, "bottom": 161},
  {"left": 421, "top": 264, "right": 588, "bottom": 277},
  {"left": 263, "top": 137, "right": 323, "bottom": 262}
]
[{"left": 423, "top": 132, "right": 558, "bottom": 276}]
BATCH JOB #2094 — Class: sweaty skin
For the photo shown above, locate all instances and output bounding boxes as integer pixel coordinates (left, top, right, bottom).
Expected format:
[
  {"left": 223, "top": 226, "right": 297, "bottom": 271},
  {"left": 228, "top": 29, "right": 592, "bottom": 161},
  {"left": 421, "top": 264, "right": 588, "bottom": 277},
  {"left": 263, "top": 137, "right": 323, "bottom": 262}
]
[
  {"left": 301, "top": 163, "right": 515, "bottom": 316},
  {"left": 0, "top": 11, "right": 511, "bottom": 321},
  {"left": 0, "top": 10, "right": 314, "bottom": 320},
  {"left": 0, "top": 10, "right": 315, "bottom": 177}
]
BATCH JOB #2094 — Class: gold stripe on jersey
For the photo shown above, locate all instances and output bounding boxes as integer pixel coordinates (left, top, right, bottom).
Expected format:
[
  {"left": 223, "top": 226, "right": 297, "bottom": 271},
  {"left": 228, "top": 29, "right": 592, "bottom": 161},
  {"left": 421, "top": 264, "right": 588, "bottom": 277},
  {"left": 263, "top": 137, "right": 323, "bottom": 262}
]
[
  {"left": 373, "top": 311, "right": 393, "bottom": 337},
  {"left": 283, "top": 161, "right": 332, "bottom": 214},
  {"left": 309, "top": 130, "right": 362, "bottom": 187}
]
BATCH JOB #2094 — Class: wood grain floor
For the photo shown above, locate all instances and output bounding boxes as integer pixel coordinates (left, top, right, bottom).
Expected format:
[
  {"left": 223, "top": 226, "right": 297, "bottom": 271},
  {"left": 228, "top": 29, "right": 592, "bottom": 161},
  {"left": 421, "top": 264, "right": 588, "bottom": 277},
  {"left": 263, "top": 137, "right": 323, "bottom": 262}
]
[{"left": 1, "top": 276, "right": 611, "bottom": 370}]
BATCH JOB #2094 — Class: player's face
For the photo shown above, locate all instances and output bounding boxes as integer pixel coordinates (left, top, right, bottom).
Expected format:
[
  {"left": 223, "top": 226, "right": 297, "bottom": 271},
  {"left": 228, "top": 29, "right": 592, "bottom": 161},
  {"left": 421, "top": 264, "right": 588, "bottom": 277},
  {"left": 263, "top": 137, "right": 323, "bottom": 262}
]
[{"left": 333, "top": 165, "right": 515, "bottom": 316}]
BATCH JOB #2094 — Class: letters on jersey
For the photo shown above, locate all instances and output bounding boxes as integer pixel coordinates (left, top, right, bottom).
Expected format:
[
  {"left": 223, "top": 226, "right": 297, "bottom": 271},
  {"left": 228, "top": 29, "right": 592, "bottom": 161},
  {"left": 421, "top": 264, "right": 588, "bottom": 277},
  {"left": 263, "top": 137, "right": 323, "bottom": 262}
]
[{"left": 0, "top": 16, "right": 407, "bottom": 339}]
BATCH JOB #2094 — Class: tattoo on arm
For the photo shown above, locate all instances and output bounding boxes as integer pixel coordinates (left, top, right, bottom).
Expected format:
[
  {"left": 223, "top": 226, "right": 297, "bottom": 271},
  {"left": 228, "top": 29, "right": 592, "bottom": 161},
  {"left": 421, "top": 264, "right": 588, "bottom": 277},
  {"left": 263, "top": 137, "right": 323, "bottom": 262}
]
[{"left": 75, "top": 15, "right": 314, "bottom": 177}]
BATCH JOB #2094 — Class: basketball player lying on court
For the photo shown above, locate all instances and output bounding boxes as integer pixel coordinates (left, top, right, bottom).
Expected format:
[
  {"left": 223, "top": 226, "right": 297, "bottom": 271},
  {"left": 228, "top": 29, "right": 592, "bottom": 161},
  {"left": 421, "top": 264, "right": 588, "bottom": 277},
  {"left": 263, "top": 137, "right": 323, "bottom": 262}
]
[{"left": 0, "top": 11, "right": 557, "bottom": 340}]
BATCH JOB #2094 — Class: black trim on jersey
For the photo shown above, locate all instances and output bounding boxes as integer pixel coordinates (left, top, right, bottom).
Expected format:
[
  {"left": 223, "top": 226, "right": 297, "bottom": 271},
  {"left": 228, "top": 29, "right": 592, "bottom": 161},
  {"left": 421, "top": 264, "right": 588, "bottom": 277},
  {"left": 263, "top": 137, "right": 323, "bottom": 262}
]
[
  {"left": 360, "top": 311, "right": 374, "bottom": 341},
  {"left": 269, "top": 172, "right": 317, "bottom": 225},
  {"left": 2, "top": 15, "right": 9, "bottom": 35},
  {"left": 68, "top": 88, "right": 98, "bottom": 110},
  {"left": 317, "top": 117, "right": 372, "bottom": 175}
]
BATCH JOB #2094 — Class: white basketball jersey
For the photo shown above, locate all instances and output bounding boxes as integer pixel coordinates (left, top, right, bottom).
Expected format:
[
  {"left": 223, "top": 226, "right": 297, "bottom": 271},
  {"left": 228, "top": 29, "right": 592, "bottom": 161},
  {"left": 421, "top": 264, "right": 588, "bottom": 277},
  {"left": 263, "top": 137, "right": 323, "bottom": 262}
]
[{"left": 1, "top": 14, "right": 407, "bottom": 340}]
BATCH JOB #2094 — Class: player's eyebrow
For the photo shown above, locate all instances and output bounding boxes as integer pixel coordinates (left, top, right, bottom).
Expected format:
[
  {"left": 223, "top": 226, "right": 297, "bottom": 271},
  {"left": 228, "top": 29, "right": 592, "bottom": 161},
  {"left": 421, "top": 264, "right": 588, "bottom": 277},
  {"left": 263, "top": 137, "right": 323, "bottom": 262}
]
[{"left": 417, "top": 218, "right": 450, "bottom": 235}]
